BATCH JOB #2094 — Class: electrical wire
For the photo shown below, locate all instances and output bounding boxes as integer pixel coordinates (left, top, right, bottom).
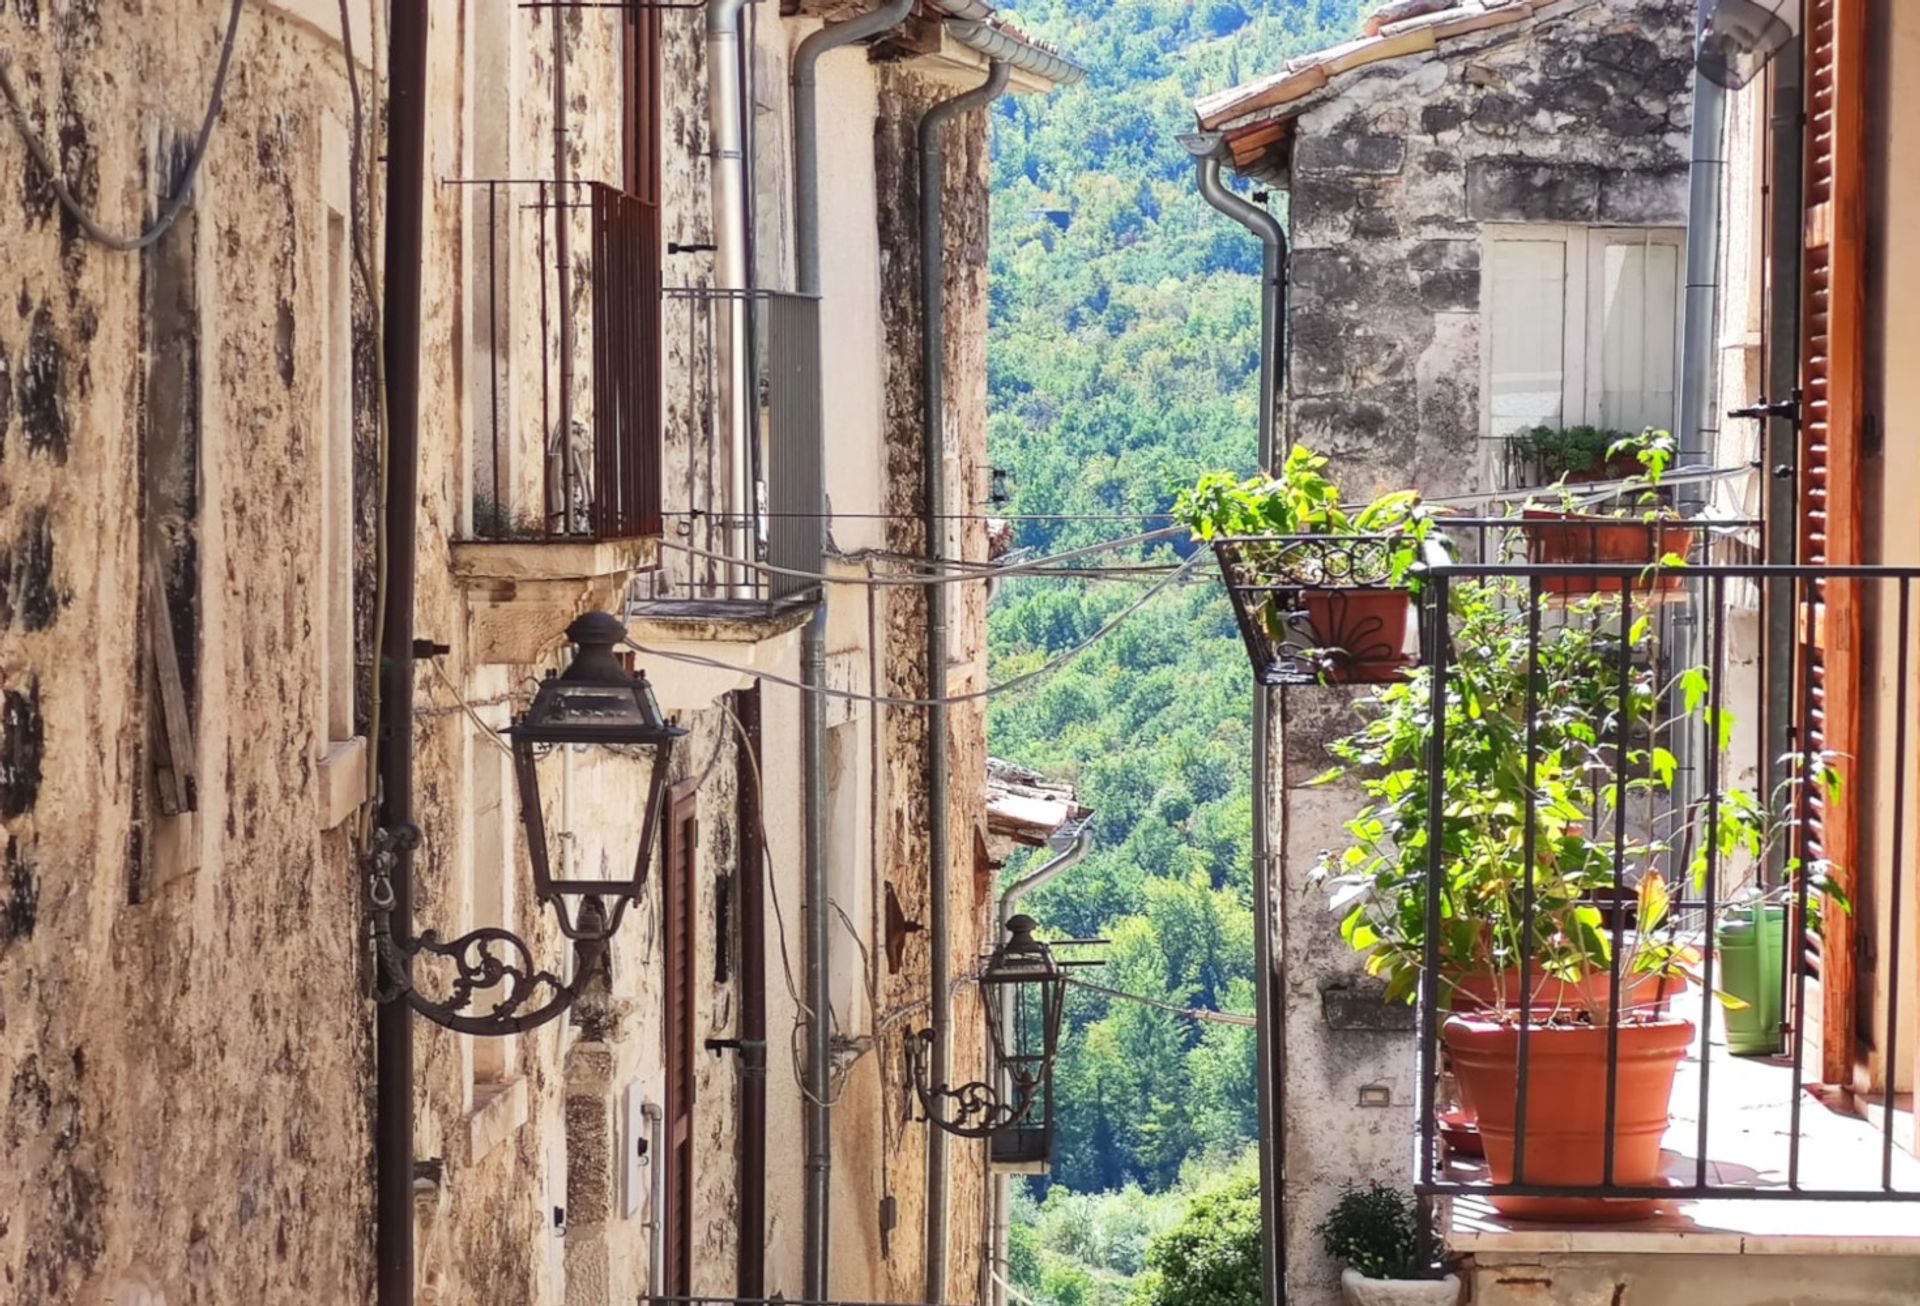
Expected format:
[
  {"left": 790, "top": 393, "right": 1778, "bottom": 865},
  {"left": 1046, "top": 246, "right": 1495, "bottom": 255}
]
[
  {"left": 659, "top": 523, "right": 1184, "bottom": 588},
  {"left": 0, "top": 0, "right": 245, "bottom": 252},
  {"left": 629, "top": 554, "right": 1200, "bottom": 711},
  {"left": 1065, "top": 976, "right": 1258, "bottom": 1028}
]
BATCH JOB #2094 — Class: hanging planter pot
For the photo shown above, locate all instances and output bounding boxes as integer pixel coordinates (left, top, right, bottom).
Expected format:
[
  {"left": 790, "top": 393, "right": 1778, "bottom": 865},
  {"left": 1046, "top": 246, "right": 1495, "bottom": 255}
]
[{"left": 1216, "top": 536, "right": 1420, "bottom": 686}]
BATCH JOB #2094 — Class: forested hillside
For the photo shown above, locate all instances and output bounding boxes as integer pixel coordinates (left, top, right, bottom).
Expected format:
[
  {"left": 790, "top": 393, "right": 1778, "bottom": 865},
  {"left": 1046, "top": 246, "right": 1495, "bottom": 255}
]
[{"left": 983, "top": 1, "right": 1369, "bottom": 1299}]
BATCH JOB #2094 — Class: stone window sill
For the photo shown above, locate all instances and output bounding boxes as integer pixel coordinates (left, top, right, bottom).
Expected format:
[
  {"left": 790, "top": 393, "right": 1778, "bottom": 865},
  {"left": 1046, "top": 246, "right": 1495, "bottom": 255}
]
[
  {"left": 469, "top": 1075, "right": 529, "bottom": 1164},
  {"left": 318, "top": 736, "right": 368, "bottom": 831}
]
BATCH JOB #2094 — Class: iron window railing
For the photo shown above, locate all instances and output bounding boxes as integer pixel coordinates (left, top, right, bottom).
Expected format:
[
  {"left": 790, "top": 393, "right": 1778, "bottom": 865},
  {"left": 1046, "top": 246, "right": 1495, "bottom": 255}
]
[
  {"left": 1401, "top": 545, "right": 1920, "bottom": 1210},
  {"left": 633, "top": 286, "right": 823, "bottom": 610},
  {"left": 460, "top": 177, "right": 662, "bottom": 542}
]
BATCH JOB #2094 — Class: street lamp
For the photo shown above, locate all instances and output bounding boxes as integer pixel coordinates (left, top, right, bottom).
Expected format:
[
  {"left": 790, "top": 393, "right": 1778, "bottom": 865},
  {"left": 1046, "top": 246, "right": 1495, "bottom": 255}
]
[
  {"left": 373, "top": 611, "right": 685, "bottom": 1036},
  {"left": 909, "top": 915, "right": 1071, "bottom": 1141}
]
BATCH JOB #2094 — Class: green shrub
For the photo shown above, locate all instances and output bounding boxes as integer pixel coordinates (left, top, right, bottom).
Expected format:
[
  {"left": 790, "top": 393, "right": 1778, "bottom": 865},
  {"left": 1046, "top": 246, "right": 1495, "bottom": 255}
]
[
  {"left": 1131, "top": 1173, "right": 1261, "bottom": 1306},
  {"left": 1315, "top": 1183, "right": 1428, "bottom": 1280}
]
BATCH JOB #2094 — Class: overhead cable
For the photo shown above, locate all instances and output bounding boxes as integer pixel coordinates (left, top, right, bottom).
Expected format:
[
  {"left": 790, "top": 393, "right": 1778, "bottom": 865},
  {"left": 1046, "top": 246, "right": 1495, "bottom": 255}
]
[{"left": 0, "top": 0, "right": 245, "bottom": 252}]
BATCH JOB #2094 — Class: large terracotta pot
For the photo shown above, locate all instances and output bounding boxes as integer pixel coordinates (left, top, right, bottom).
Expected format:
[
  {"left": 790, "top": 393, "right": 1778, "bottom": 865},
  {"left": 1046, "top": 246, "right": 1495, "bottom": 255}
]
[
  {"left": 1294, "top": 588, "right": 1413, "bottom": 683},
  {"left": 1521, "top": 510, "right": 1697, "bottom": 597},
  {"left": 1442, "top": 1014, "right": 1692, "bottom": 1222}
]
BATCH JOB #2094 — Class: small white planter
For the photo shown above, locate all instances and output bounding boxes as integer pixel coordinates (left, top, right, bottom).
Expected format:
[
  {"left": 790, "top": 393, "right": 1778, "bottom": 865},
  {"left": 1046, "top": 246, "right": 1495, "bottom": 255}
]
[{"left": 1339, "top": 1267, "right": 1461, "bottom": 1306}]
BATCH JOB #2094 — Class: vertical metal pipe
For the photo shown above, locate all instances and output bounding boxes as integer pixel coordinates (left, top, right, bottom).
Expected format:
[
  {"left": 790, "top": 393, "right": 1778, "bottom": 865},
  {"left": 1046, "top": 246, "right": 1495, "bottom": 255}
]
[
  {"left": 788, "top": 11, "right": 915, "bottom": 1291},
  {"left": 1187, "top": 136, "right": 1285, "bottom": 1306},
  {"left": 1514, "top": 576, "right": 1542, "bottom": 1185},
  {"left": 1882, "top": 579, "right": 1908, "bottom": 1189},
  {"left": 375, "top": 6, "right": 430, "bottom": 1305},
  {"left": 735, "top": 686, "right": 769, "bottom": 1297},
  {"left": 552, "top": 11, "right": 576, "bottom": 533},
  {"left": 793, "top": 0, "right": 917, "bottom": 297},
  {"left": 1678, "top": 10, "right": 1728, "bottom": 487},
  {"left": 706, "top": 0, "right": 751, "bottom": 592},
  {"left": 1603, "top": 584, "right": 1634, "bottom": 1187},
  {"left": 1764, "top": 39, "right": 1807, "bottom": 885},
  {"left": 919, "top": 59, "right": 1010, "bottom": 1306},
  {"left": 1699, "top": 573, "right": 1727, "bottom": 1187}
]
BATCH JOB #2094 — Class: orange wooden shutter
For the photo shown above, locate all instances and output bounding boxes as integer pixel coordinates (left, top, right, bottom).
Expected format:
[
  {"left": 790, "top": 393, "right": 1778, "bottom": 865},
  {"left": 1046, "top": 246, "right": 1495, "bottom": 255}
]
[{"left": 1797, "top": 0, "right": 1867, "bottom": 1085}]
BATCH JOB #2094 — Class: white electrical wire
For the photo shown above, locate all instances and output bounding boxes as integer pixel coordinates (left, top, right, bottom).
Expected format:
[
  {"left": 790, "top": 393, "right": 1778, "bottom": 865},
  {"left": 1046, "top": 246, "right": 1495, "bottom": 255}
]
[{"left": 626, "top": 553, "right": 1201, "bottom": 710}]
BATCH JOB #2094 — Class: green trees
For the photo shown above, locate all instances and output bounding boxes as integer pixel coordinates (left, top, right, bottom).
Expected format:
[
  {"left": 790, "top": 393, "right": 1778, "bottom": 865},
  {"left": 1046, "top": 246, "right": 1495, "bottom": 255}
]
[
  {"left": 983, "top": 0, "right": 1370, "bottom": 1296},
  {"left": 1131, "top": 1170, "right": 1263, "bottom": 1306}
]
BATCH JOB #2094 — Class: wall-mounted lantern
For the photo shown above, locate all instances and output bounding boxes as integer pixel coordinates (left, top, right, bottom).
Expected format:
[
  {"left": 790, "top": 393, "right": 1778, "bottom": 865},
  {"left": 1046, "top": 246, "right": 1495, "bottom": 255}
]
[
  {"left": 909, "top": 915, "right": 1074, "bottom": 1143},
  {"left": 373, "top": 612, "right": 684, "bottom": 1036}
]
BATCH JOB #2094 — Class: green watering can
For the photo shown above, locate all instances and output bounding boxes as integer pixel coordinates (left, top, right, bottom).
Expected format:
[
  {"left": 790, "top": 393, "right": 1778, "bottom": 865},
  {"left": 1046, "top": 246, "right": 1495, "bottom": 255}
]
[{"left": 1716, "top": 902, "right": 1786, "bottom": 1056}]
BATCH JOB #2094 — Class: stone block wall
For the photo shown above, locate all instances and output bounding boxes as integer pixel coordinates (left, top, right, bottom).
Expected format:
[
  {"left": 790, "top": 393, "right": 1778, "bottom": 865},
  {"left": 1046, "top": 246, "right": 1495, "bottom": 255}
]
[
  {"left": 1284, "top": 0, "right": 1697, "bottom": 503},
  {"left": 1268, "top": 4, "right": 1698, "bottom": 1302}
]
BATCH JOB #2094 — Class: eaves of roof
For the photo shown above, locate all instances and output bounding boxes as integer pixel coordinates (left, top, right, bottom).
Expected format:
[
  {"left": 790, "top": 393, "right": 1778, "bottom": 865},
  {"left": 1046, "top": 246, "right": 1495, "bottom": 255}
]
[{"left": 1194, "top": 0, "right": 1598, "bottom": 134}]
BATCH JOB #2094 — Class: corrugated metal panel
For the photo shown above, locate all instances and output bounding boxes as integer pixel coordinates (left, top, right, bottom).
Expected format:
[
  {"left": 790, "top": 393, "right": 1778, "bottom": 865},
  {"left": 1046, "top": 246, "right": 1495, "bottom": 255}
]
[{"left": 765, "top": 292, "right": 824, "bottom": 605}]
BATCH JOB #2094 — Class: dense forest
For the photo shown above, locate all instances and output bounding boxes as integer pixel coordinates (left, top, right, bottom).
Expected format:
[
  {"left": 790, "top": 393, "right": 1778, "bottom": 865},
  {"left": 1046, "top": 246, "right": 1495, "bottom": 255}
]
[{"left": 982, "top": 1, "right": 1370, "bottom": 1300}]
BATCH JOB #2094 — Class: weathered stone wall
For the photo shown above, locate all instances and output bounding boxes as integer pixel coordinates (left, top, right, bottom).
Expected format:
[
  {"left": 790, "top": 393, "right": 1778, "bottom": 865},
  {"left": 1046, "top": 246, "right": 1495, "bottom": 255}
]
[
  {"left": 870, "top": 55, "right": 999, "bottom": 1306},
  {"left": 1285, "top": 0, "right": 1696, "bottom": 501},
  {"left": 1270, "top": 4, "right": 1697, "bottom": 1302},
  {"left": 0, "top": 4, "right": 382, "bottom": 1302}
]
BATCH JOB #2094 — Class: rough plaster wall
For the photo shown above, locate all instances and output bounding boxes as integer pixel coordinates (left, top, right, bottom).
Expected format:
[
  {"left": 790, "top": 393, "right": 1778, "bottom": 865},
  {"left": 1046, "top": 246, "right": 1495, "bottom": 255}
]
[
  {"left": 0, "top": 4, "right": 379, "bottom": 1303},
  {"left": 871, "top": 58, "right": 997, "bottom": 1306},
  {"left": 1467, "top": 1252, "right": 1920, "bottom": 1304},
  {"left": 1286, "top": 0, "right": 1696, "bottom": 502},
  {"left": 1272, "top": 5, "right": 1698, "bottom": 1302}
]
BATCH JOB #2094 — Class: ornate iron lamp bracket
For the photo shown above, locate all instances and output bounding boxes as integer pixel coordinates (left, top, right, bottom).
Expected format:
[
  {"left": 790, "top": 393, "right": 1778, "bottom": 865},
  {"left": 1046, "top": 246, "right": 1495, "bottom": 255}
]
[{"left": 905, "top": 1028, "right": 1038, "bottom": 1140}]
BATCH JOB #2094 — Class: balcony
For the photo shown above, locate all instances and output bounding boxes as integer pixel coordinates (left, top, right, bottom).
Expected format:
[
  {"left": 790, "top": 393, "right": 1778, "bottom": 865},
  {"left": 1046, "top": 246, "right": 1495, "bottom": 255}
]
[
  {"left": 623, "top": 287, "right": 823, "bottom": 700},
  {"left": 1319, "top": 533, "right": 1920, "bottom": 1247},
  {"left": 448, "top": 178, "right": 662, "bottom": 662}
]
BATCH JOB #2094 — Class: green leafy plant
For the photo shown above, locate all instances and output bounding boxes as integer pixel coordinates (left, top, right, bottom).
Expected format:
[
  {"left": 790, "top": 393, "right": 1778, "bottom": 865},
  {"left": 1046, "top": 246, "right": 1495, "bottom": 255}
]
[
  {"left": 1307, "top": 575, "right": 1844, "bottom": 1020},
  {"left": 1131, "top": 1172, "right": 1261, "bottom": 1306},
  {"left": 1316, "top": 1183, "right": 1435, "bottom": 1281},
  {"left": 1508, "top": 425, "right": 1640, "bottom": 482}
]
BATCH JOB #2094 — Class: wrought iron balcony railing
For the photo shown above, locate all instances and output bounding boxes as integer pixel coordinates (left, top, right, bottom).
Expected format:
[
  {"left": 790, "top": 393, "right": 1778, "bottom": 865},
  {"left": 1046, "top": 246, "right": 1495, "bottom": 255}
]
[
  {"left": 630, "top": 286, "right": 823, "bottom": 612},
  {"left": 1391, "top": 551, "right": 1920, "bottom": 1217},
  {"left": 460, "top": 177, "right": 662, "bottom": 543}
]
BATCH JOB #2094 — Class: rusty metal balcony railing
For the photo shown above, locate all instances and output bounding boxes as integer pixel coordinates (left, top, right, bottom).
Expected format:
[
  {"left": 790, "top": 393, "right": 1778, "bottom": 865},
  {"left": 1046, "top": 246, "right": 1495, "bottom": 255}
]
[
  {"left": 1399, "top": 549, "right": 1920, "bottom": 1214},
  {"left": 459, "top": 177, "right": 662, "bottom": 542},
  {"left": 630, "top": 286, "right": 823, "bottom": 612}
]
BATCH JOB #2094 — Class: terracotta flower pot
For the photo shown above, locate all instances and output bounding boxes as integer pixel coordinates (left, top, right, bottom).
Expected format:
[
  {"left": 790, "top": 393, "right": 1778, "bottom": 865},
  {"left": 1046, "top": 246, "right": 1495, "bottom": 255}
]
[
  {"left": 1339, "top": 1268, "right": 1461, "bottom": 1306},
  {"left": 1521, "top": 510, "right": 1697, "bottom": 597},
  {"left": 1442, "top": 1014, "right": 1692, "bottom": 1222},
  {"left": 1447, "top": 967, "right": 1669, "bottom": 1018},
  {"left": 1294, "top": 588, "right": 1413, "bottom": 683}
]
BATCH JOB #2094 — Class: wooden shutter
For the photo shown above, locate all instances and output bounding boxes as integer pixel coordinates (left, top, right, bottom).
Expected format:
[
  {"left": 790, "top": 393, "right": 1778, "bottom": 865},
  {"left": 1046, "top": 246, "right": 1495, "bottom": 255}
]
[
  {"left": 663, "top": 782, "right": 699, "bottom": 1297},
  {"left": 1796, "top": 0, "right": 1867, "bottom": 1085}
]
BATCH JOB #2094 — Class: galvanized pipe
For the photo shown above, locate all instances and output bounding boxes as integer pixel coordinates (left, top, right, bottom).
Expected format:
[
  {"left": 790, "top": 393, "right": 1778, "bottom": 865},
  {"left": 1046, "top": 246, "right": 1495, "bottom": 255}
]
[
  {"left": 374, "top": 5, "right": 430, "bottom": 1305},
  {"left": 919, "top": 58, "right": 1010, "bottom": 1306},
  {"left": 793, "top": 0, "right": 916, "bottom": 297},
  {"left": 791, "top": 10, "right": 915, "bottom": 1296},
  {"left": 707, "top": 0, "right": 752, "bottom": 594},
  {"left": 1678, "top": 11, "right": 1729, "bottom": 494},
  {"left": 1189, "top": 137, "right": 1285, "bottom": 1306}
]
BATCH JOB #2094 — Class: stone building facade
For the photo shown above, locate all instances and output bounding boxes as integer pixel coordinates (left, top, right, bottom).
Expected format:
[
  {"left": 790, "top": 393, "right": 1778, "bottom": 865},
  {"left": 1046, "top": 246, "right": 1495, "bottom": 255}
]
[
  {"left": 0, "top": 2, "right": 1071, "bottom": 1303},
  {"left": 1196, "top": 2, "right": 1697, "bottom": 1301}
]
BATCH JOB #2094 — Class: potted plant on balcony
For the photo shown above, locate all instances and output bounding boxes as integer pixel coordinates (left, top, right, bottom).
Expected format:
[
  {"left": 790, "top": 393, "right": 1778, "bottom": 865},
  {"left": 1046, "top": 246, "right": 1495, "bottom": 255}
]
[
  {"left": 1317, "top": 1183, "right": 1459, "bottom": 1306},
  {"left": 1307, "top": 577, "right": 1838, "bottom": 1220},
  {"left": 1518, "top": 428, "right": 1698, "bottom": 598},
  {"left": 1504, "top": 424, "right": 1645, "bottom": 487},
  {"left": 1176, "top": 446, "right": 1428, "bottom": 684}
]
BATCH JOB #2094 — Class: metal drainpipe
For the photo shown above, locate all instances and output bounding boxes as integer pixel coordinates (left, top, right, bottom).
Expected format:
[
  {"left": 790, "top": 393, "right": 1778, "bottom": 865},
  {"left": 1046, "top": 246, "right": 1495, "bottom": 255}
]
[
  {"left": 1678, "top": 12, "right": 1729, "bottom": 501},
  {"left": 984, "top": 825, "right": 1093, "bottom": 1306},
  {"left": 1762, "top": 25, "right": 1806, "bottom": 879},
  {"left": 920, "top": 57, "right": 1011, "bottom": 1306},
  {"left": 1673, "top": 12, "right": 1730, "bottom": 873},
  {"left": 1190, "top": 138, "right": 1285, "bottom": 1306},
  {"left": 374, "top": 5, "right": 430, "bottom": 1306},
  {"left": 707, "top": 0, "right": 752, "bottom": 594},
  {"left": 791, "top": 11, "right": 916, "bottom": 1298}
]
